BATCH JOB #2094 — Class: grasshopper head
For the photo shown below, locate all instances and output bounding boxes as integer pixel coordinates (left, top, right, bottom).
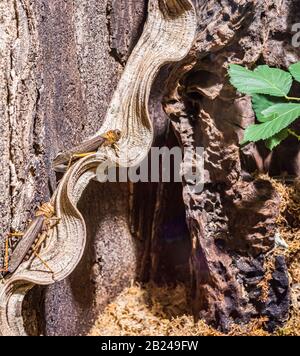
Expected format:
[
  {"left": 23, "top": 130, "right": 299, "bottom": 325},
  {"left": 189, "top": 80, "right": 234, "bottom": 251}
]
[
  {"left": 101, "top": 129, "right": 122, "bottom": 145},
  {"left": 36, "top": 202, "right": 55, "bottom": 219},
  {"left": 113, "top": 129, "right": 122, "bottom": 141}
]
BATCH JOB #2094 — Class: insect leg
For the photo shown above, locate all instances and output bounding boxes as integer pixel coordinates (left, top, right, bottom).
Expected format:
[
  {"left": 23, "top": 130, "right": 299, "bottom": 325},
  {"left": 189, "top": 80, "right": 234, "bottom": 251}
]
[
  {"left": 9, "top": 232, "right": 24, "bottom": 238},
  {"left": 49, "top": 217, "right": 61, "bottom": 228},
  {"left": 32, "top": 231, "right": 48, "bottom": 254},
  {"left": 29, "top": 229, "right": 53, "bottom": 273},
  {"left": 32, "top": 251, "right": 54, "bottom": 274},
  {"left": 32, "top": 216, "right": 60, "bottom": 255},
  {"left": 67, "top": 152, "right": 97, "bottom": 170},
  {"left": 113, "top": 143, "right": 120, "bottom": 154}
]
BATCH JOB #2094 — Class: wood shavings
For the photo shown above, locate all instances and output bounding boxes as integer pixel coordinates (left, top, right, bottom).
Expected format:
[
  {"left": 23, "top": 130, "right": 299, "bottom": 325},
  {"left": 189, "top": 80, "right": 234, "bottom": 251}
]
[
  {"left": 257, "top": 174, "right": 300, "bottom": 336},
  {"left": 88, "top": 283, "right": 288, "bottom": 336},
  {"left": 89, "top": 284, "right": 223, "bottom": 336}
]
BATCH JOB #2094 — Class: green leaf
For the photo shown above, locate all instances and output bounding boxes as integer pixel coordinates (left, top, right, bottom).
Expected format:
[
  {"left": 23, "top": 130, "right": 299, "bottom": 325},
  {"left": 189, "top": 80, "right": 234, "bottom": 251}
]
[
  {"left": 265, "top": 129, "right": 289, "bottom": 150},
  {"left": 243, "top": 103, "right": 300, "bottom": 142},
  {"left": 229, "top": 64, "right": 292, "bottom": 97},
  {"left": 289, "top": 61, "right": 300, "bottom": 83},
  {"left": 251, "top": 94, "right": 283, "bottom": 122}
]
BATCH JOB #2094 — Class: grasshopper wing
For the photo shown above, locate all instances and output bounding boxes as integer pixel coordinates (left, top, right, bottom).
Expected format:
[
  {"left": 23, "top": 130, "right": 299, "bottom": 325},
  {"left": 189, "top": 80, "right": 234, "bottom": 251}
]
[
  {"left": 7, "top": 215, "right": 45, "bottom": 275},
  {"left": 53, "top": 136, "right": 106, "bottom": 169}
]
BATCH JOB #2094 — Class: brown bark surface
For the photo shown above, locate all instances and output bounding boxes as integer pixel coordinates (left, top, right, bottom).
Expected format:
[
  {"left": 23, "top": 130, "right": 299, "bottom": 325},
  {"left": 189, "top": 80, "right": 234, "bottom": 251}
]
[
  {"left": 0, "top": 0, "right": 146, "bottom": 336},
  {"left": 161, "top": 0, "right": 298, "bottom": 331},
  {"left": 1, "top": 0, "right": 299, "bottom": 335},
  {"left": 138, "top": 0, "right": 299, "bottom": 332}
]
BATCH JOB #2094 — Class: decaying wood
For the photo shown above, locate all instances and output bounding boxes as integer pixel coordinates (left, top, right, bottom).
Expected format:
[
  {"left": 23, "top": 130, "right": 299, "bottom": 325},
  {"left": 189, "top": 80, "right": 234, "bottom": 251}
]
[
  {"left": 159, "top": 0, "right": 297, "bottom": 331},
  {"left": 130, "top": 0, "right": 299, "bottom": 334}
]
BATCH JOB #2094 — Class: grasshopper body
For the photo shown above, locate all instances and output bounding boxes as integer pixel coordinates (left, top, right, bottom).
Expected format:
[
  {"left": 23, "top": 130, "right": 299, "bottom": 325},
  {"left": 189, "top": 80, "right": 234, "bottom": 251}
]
[
  {"left": 2, "top": 203, "right": 58, "bottom": 276},
  {"left": 7, "top": 215, "right": 45, "bottom": 275},
  {"left": 53, "top": 129, "right": 122, "bottom": 170}
]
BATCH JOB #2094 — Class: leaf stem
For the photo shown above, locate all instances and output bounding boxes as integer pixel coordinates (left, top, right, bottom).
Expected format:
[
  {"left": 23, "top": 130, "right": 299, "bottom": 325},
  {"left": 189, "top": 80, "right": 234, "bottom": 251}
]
[
  {"left": 285, "top": 96, "right": 300, "bottom": 102},
  {"left": 288, "top": 129, "right": 300, "bottom": 141}
]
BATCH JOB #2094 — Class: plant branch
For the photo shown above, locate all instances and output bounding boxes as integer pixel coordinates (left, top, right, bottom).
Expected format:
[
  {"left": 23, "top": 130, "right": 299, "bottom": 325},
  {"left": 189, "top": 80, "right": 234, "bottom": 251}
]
[
  {"left": 285, "top": 96, "right": 300, "bottom": 102},
  {"left": 288, "top": 129, "right": 300, "bottom": 141}
]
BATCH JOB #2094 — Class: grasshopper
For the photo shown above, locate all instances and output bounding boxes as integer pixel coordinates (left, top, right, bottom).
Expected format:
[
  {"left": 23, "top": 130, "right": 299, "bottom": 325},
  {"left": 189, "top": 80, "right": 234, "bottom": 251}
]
[
  {"left": 53, "top": 129, "right": 122, "bottom": 171},
  {"left": 0, "top": 202, "right": 60, "bottom": 276}
]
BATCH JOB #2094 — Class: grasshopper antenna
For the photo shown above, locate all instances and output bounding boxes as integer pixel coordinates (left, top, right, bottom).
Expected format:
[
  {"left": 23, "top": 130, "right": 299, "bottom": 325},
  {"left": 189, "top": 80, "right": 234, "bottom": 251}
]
[{"left": 48, "top": 175, "right": 57, "bottom": 197}]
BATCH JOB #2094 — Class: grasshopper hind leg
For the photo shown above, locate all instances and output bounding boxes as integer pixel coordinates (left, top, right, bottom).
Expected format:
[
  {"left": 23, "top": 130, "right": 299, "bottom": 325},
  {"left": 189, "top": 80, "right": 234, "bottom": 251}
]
[
  {"left": 67, "top": 152, "right": 97, "bottom": 170},
  {"left": 32, "top": 251, "right": 54, "bottom": 274},
  {"left": 30, "top": 231, "right": 55, "bottom": 274}
]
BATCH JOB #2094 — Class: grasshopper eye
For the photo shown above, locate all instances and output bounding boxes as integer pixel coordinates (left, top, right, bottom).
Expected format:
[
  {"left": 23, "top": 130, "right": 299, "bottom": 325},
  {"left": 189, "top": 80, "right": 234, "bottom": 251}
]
[{"left": 115, "top": 129, "right": 122, "bottom": 139}]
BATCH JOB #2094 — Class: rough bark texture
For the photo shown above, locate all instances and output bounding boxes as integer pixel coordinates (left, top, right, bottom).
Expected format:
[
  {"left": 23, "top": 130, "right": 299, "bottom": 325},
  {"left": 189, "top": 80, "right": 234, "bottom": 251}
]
[
  {"left": 0, "top": 0, "right": 299, "bottom": 335},
  {"left": 0, "top": 0, "right": 146, "bottom": 336},
  {"left": 160, "top": 0, "right": 298, "bottom": 331},
  {"left": 134, "top": 0, "right": 299, "bottom": 333}
]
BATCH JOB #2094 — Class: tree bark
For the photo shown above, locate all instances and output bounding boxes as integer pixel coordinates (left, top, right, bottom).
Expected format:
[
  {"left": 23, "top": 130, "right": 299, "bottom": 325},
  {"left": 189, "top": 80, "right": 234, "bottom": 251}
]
[
  {"left": 0, "top": 0, "right": 146, "bottom": 336},
  {"left": 1, "top": 0, "right": 299, "bottom": 335},
  {"left": 138, "top": 0, "right": 299, "bottom": 332}
]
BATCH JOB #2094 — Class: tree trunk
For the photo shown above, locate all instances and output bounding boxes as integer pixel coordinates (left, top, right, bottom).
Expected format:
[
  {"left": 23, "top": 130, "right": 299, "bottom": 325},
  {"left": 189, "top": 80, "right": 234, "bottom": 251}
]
[
  {"left": 0, "top": 0, "right": 299, "bottom": 335},
  {"left": 138, "top": 0, "right": 299, "bottom": 332},
  {"left": 0, "top": 0, "right": 146, "bottom": 336}
]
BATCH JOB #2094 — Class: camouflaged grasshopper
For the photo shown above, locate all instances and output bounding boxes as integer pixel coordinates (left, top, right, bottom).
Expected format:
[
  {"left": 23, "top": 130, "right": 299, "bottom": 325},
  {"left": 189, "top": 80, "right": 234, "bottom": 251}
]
[
  {"left": 53, "top": 129, "right": 122, "bottom": 171},
  {"left": 0, "top": 202, "right": 60, "bottom": 276}
]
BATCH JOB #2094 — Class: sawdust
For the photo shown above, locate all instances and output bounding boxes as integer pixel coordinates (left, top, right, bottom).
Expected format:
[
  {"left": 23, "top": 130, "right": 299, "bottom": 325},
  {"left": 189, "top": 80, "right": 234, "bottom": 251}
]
[
  {"left": 88, "top": 283, "right": 271, "bottom": 336},
  {"left": 89, "top": 176, "right": 300, "bottom": 337},
  {"left": 264, "top": 176, "right": 300, "bottom": 336},
  {"left": 88, "top": 283, "right": 218, "bottom": 336}
]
